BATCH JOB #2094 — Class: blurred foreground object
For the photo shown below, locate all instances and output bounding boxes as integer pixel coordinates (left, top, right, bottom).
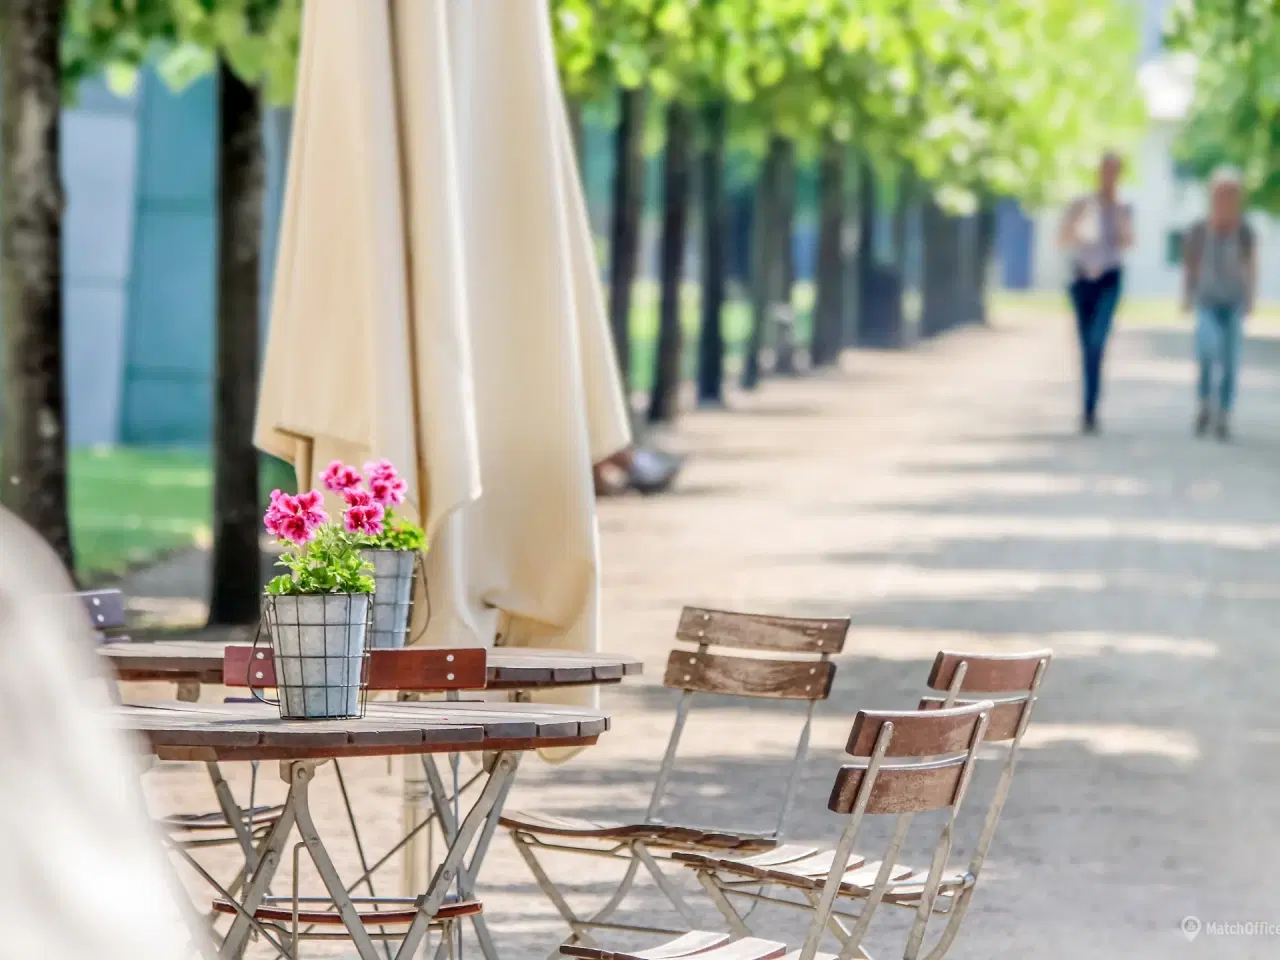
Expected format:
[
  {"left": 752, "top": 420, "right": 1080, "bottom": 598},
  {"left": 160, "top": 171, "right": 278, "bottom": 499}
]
[{"left": 0, "top": 506, "right": 194, "bottom": 959}]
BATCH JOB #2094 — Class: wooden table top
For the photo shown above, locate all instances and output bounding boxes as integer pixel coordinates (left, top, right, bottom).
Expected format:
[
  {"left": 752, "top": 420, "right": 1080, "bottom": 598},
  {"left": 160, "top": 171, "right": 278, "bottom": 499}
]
[
  {"left": 102, "top": 640, "right": 643, "bottom": 689},
  {"left": 116, "top": 699, "right": 610, "bottom": 762}
]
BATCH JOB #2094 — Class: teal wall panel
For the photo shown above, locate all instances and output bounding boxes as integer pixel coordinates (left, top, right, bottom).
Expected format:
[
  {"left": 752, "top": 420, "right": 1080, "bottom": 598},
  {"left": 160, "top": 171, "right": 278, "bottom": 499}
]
[
  {"left": 0, "top": 76, "right": 139, "bottom": 446},
  {"left": 62, "top": 79, "right": 140, "bottom": 446},
  {"left": 120, "top": 71, "right": 218, "bottom": 445}
]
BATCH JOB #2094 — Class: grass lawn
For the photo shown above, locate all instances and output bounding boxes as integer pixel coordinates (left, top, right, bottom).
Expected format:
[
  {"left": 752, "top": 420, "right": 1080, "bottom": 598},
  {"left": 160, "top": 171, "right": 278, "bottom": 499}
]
[
  {"left": 68, "top": 448, "right": 296, "bottom": 582},
  {"left": 64, "top": 284, "right": 1275, "bottom": 580}
]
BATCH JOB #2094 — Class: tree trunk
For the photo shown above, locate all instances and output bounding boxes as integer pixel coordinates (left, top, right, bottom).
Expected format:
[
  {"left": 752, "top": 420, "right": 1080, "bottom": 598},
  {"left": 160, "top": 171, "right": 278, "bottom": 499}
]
[
  {"left": 971, "top": 198, "right": 997, "bottom": 325},
  {"left": 742, "top": 136, "right": 789, "bottom": 390},
  {"left": 773, "top": 142, "right": 798, "bottom": 375},
  {"left": 854, "top": 156, "right": 906, "bottom": 347},
  {"left": 810, "top": 136, "right": 844, "bottom": 367},
  {"left": 566, "top": 96, "right": 585, "bottom": 169},
  {"left": 648, "top": 102, "right": 693, "bottom": 424},
  {"left": 840, "top": 145, "right": 859, "bottom": 347},
  {"left": 921, "top": 194, "right": 961, "bottom": 337},
  {"left": 207, "top": 63, "right": 264, "bottom": 627},
  {"left": 892, "top": 165, "right": 915, "bottom": 270},
  {"left": 695, "top": 100, "right": 728, "bottom": 406},
  {"left": 856, "top": 156, "right": 876, "bottom": 315},
  {"left": 607, "top": 87, "right": 646, "bottom": 396},
  {"left": 0, "top": 0, "right": 73, "bottom": 571}
]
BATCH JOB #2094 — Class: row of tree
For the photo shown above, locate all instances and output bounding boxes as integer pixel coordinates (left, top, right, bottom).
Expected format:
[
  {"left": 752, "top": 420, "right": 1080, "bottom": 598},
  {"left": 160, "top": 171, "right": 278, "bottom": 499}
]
[
  {"left": 2, "top": 0, "right": 1142, "bottom": 625},
  {"left": 550, "top": 0, "right": 1144, "bottom": 423}
]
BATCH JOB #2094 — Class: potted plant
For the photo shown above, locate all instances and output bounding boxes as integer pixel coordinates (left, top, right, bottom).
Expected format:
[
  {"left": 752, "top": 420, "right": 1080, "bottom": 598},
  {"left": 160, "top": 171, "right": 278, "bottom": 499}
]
[
  {"left": 320, "top": 459, "right": 427, "bottom": 649},
  {"left": 262, "top": 488, "right": 376, "bottom": 718}
]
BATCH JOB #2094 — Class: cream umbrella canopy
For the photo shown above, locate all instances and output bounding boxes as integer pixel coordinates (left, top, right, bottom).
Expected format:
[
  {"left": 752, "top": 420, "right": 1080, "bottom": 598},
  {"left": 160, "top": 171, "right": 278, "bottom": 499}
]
[
  {"left": 256, "top": 0, "right": 480, "bottom": 544},
  {"left": 256, "top": 0, "right": 630, "bottom": 700}
]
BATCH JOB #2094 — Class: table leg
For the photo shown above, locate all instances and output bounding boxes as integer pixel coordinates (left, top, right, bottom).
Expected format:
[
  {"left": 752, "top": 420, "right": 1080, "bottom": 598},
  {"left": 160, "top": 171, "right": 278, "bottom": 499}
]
[
  {"left": 206, "top": 761, "right": 260, "bottom": 873},
  {"left": 287, "top": 761, "right": 384, "bottom": 960},
  {"left": 394, "top": 753, "right": 520, "bottom": 960},
  {"left": 219, "top": 778, "right": 298, "bottom": 959},
  {"left": 420, "top": 753, "right": 521, "bottom": 960}
]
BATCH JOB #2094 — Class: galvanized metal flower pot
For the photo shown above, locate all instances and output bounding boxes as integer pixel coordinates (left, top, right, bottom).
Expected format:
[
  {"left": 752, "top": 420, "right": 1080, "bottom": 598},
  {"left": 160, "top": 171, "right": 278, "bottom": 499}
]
[
  {"left": 360, "top": 548, "right": 415, "bottom": 649},
  {"left": 262, "top": 593, "right": 370, "bottom": 719}
]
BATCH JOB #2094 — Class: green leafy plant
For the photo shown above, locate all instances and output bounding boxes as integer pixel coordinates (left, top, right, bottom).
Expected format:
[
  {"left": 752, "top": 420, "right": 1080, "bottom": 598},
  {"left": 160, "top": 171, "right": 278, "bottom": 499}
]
[
  {"left": 367, "top": 512, "right": 427, "bottom": 552},
  {"left": 266, "top": 526, "right": 375, "bottom": 596}
]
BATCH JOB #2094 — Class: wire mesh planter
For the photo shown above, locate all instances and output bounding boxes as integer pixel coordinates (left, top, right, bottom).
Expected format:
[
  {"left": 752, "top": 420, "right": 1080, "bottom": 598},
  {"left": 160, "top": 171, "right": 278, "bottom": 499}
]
[
  {"left": 257, "top": 593, "right": 371, "bottom": 719},
  {"left": 361, "top": 549, "right": 416, "bottom": 649}
]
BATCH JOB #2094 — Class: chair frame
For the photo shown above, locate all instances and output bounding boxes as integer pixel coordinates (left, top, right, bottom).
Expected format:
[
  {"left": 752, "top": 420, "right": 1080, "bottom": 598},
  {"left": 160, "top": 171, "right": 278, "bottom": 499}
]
[
  {"left": 558, "top": 699, "right": 996, "bottom": 960},
  {"left": 682, "top": 649, "right": 1051, "bottom": 955},
  {"left": 504, "top": 606, "right": 850, "bottom": 951}
]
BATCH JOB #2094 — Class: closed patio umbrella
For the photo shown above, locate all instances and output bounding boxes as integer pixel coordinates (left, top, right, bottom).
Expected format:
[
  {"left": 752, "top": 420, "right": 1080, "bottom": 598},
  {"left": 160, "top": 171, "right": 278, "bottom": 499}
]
[{"left": 256, "top": 0, "right": 630, "bottom": 714}]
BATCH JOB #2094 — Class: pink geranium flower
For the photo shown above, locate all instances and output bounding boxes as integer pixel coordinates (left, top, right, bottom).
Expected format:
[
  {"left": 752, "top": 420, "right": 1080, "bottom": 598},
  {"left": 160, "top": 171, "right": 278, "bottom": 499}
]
[
  {"left": 294, "top": 490, "right": 329, "bottom": 528},
  {"left": 321, "top": 460, "right": 363, "bottom": 494},
  {"left": 343, "top": 488, "right": 375, "bottom": 508},
  {"left": 363, "top": 459, "right": 397, "bottom": 481},
  {"left": 362, "top": 459, "right": 408, "bottom": 507},
  {"left": 264, "top": 489, "right": 329, "bottom": 544},
  {"left": 276, "top": 514, "right": 316, "bottom": 545},
  {"left": 344, "top": 502, "right": 385, "bottom": 537}
]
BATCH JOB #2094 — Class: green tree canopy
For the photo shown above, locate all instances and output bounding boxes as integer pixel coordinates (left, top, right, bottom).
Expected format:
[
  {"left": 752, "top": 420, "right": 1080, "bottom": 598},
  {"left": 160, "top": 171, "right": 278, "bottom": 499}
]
[
  {"left": 1166, "top": 0, "right": 1280, "bottom": 211},
  {"left": 63, "top": 0, "right": 301, "bottom": 104}
]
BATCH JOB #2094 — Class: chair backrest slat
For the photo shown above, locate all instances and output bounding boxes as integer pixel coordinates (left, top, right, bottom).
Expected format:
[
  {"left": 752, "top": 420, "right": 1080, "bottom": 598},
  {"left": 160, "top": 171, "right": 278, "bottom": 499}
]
[
  {"left": 75, "top": 589, "right": 127, "bottom": 631},
  {"left": 663, "top": 650, "right": 835, "bottom": 701},
  {"left": 919, "top": 694, "right": 1026, "bottom": 743},
  {"left": 926, "top": 649, "right": 1051, "bottom": 694},
  {"left": 676, "top": 607, "right": 849, "bottom": 654},
  {"left": 223, "top": 646, "right": 488, "bottom": 692},
  {"left": 828, "top": 756, "right": 971, "bottom": 816},
  {"left": 845, "top": 704, "right": 991, "bottom": 758}
]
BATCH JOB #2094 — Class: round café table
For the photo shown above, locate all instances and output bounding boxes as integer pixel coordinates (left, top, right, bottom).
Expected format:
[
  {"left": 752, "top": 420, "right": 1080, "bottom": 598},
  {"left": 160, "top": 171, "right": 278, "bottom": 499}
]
[{"left": 121, "top": 698, "right": 609, "bottom": 960}]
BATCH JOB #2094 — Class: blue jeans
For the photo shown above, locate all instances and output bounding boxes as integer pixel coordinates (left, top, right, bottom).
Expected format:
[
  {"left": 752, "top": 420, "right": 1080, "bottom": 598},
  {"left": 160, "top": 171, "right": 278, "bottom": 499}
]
[
  {"left": 1196, "top": 303, "right": 1244, "bottom": 413},
  {"left": 1068, "top": 269, "right": 1122, "bottom": 421}
]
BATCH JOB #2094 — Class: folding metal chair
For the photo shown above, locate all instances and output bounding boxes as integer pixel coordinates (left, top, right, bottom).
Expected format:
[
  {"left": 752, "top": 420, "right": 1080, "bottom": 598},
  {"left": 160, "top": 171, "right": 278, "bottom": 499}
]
[
  {"left": 501, "top": 606, "right": 850, "bottom": 947},
  {"left": 557, "top": 699, "right": 996, "bottom": 960},
  {"left": 676, "top": 648, "right": 1051, "bottom": 955}
]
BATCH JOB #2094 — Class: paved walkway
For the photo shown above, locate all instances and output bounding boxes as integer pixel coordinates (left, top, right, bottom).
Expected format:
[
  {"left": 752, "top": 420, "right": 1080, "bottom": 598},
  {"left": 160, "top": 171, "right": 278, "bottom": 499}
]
[{"left": 129, "top": 307, "right": 1280, "bottom": 958}]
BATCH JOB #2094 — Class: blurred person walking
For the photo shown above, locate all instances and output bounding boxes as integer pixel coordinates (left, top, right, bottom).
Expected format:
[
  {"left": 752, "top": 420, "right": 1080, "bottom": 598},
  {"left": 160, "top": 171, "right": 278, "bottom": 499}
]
[
  {"left": 0, "top": 506, "right": 200, "bottom": 959},
  {"left": 1182, "top": 166, "right": 1257, "bottom": 442},
  {"left": 1059, "top": 152, "right": 1134, "bottom": 434}
]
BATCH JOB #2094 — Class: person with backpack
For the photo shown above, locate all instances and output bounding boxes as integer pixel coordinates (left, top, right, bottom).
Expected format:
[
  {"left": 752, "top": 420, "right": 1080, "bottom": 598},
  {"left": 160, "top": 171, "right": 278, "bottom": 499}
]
[
  {"left": 1182, "top": 166, "right": 1257, "bottom": 441},
  {"left": 1059, "top": 152, "right": 1134, "bottom": 434}
]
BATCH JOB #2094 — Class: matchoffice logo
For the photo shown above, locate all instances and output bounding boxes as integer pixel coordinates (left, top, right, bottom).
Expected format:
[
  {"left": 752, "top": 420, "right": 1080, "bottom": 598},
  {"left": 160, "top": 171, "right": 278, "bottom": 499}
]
[{"left": 1181, "top": 916, "right": 1280, "bottom": 940}]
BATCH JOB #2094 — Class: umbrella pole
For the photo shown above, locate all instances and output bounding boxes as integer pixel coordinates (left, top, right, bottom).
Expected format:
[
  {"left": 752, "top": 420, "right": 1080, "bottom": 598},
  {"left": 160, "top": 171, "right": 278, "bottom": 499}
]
[{"left": 401, "top": 697, "right": 432, "bottom": 898}]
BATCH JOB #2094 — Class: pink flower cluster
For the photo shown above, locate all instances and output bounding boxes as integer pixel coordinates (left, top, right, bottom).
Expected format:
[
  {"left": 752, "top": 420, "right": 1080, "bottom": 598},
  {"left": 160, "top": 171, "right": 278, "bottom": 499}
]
[
  {"left": 341, "top": 488, "right": 385, "bottom": 536},
  {"left": 264, "top": 489, "right": 328, "bottom": 545},
  {"left": 362, "top": 459, "right": 408, "bottom": 508},
  {"left": 316, "top": 458, "right": 409, "bottom": 537}
]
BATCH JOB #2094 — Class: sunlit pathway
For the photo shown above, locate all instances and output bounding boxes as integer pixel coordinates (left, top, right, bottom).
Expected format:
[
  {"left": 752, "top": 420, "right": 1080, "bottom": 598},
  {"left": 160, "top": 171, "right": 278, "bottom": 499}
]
[{"left": 134, "top": 306, "right": 1280, "bottom": 958}]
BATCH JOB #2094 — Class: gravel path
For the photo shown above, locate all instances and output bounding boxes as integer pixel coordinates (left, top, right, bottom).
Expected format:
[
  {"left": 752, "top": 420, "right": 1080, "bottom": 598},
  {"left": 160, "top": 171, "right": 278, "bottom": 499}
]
[{"left": 125, "top": 308, "right": 1280, "bottom": 958}]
